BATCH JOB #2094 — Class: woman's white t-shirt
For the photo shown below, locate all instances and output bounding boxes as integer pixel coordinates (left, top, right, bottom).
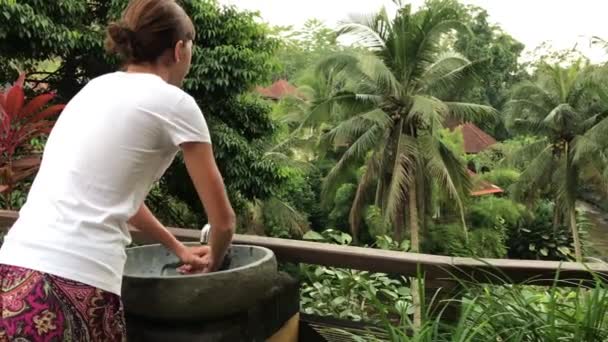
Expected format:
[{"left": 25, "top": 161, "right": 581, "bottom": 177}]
[{"left": 0, "top": 71, "right": 211, "bottom": 295}]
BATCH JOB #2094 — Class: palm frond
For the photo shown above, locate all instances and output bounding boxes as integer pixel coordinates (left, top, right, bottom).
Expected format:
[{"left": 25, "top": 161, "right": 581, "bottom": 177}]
[
  {"left": 356, "top": 53, "right": 402, "bottom": 97},
  {"left": 418, "top": 51, "right": 471, "bottom": 91},
  {"left": 543, "top": 103, "right": 580, "bottom": 133},
  {"left": 263, "top": 197, "right": 310, "bottom": 238},
  {"left": 337, "top": 21, "right": 387, "bottom": 51},
  {"left": 384, "top": 132, "right": 417, "bottom": 224},
  {"left": 419, "top": 134, "right": 471, "bottom": 236},
  {"left": 508, "top": 117, "right": 550, "bottom": 137},
  {"left": 263, "top": 151, "right": 315, "bottom": 171},
  {"left": 349, "top": 152, "right": 382, "bottom": 239},
  {"left": 510, "top": 146, "right": 556, "bottom": 202},
  {"left": 444, "top": 102, "right": 497, "bottom": 125},
  {"left": 504, "top": 99, "right": 551, "bottom": 123},
  {"left": 509, "top": 81, "right": 558, "bottom": 109},
  {"left": 573, "top": 115, "right": 608, "bottom": 161},
  {"left": 324, "top": 108, "right": 392, "bottom": 148},
  {"left": 408, "top": 95, "right": 446, "bottom": 131},
  {"left": 502, "top": 138, "right": 549, "bottom": 169},
  {"left": 322, "top": 125, "right": 385, "bottom": 203}
]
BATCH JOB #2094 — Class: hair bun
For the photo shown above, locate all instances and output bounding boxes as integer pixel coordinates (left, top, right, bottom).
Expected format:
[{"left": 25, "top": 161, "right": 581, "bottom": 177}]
[
  {"left": 105, "top": 22, "right": 135, "bottom": 60},
  {"left": 104, "top": 0, "right": 195, "bottom": 64}
]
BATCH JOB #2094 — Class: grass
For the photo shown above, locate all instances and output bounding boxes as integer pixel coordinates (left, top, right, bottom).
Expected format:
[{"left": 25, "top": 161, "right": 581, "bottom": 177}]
[{"left": 346, "top": 269, "right": 608, "bottom": 341}]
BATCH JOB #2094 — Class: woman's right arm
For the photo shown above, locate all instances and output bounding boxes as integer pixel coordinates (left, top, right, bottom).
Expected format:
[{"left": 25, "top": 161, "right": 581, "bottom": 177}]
[{"left": 181, "top": 141, "right": 235, "bottom": 270}]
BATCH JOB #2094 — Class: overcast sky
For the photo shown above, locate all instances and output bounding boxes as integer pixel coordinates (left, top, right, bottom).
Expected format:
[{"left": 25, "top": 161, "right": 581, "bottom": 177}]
[{"left": 219, "top": 0, "right": 608, "bottom": 63}]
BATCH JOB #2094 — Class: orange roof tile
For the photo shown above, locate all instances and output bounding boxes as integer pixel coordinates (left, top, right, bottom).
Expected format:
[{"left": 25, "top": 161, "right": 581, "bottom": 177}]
[
  {"left": 468, "top": 170, "right": 504, "bottom": 197},
  {"left": 446, "top": 121, "right": 496, "bottom": 154},
  {"left": 255, "top": 80, "right": 300, "bottom": 100}
]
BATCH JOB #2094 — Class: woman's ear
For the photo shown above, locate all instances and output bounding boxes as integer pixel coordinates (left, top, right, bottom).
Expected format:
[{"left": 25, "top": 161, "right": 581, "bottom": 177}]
[{"left": 173, "top": 40, "right": 185, "bottom": 63}]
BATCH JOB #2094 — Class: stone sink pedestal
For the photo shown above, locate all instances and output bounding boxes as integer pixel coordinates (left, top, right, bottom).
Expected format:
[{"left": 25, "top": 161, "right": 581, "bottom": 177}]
[{"left": 122, "top": 243, "right": 300, "bottom": 341}]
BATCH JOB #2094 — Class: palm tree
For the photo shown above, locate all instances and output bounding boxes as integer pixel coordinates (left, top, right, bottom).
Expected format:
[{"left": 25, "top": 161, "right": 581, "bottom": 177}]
[
  {"left": 277, "top": 1, "right": 497, "bottom": 328},
  {"left": 505, "top": 61, "right": 608, "bottom": 262},
  {"left": 309, "top": 1, "right": 496, "bottom": 250}
]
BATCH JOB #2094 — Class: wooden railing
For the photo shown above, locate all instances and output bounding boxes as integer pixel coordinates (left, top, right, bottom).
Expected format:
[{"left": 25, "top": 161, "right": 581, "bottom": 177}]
[{"left": 1, "top": 210, "right": 607, "bottom": 287}]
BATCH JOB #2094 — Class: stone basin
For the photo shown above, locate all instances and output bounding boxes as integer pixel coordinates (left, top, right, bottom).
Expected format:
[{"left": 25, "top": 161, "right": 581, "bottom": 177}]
[{"left": 121, "top": 243, "right": 277, "bottom": 321}]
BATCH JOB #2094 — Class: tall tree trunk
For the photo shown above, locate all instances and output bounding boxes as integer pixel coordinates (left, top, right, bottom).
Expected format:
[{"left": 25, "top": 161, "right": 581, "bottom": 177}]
[
  {"left": 394, "top": 207, "right": 404, "bottom": 242},
  {"left": 552, "top": 204, "right": 561, "bottom": 231},
  {"left": 409, "top": 181, "right": 420, "bottom": 253},
  {"left": 374, "top": 180, "right": 382, "bottom": 207},
  {"left": 565, "top": 142, "right": 582, "bottom": 262},
  {"left": 417, "top": 174, "right": 428, "bottom": 238},
  {"left": 569, "top": 206, "right": 583, "bottom": 262},
  {"left": 408, "top": 179, "right": 422, "bottom": 329}
]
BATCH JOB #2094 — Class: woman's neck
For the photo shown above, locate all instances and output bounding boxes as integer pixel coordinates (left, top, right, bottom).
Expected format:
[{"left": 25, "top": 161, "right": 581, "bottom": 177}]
[{"left": 125, "top": 63, "right": 170, "bottom": 83}]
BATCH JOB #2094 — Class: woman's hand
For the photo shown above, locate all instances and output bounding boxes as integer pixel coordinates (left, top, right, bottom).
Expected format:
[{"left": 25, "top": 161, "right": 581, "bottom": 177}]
[{"left": 176, "top": 245, "right": 222, "bottom": 274}]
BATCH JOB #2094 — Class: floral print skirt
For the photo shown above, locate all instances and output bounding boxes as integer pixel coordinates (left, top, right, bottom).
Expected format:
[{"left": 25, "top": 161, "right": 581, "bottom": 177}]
[{"left": 0, "top": 264, "right": 126, "bottom": 341}]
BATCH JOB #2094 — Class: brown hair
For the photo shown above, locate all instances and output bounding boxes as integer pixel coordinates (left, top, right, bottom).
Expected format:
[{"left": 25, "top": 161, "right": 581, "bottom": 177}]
[{"left": 105, "top": 0, "right": 195, "bottom": 64}]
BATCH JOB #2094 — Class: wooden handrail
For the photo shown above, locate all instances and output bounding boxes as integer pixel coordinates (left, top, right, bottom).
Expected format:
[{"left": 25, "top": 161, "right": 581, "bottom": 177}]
[{"left": 1, "top": 210, "right": 607, "bottom": 286}]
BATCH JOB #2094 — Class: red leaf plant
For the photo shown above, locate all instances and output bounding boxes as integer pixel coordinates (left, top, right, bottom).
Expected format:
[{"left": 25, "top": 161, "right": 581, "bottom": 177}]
[{"left": 0, "top": 73, "right": 65, "bottom": 209}]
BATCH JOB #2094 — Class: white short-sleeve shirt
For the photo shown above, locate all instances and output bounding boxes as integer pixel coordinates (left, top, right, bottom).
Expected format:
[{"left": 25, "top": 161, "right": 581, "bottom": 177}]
[{"left": 0, "top": 71, "right": 211, "bottom": 295}]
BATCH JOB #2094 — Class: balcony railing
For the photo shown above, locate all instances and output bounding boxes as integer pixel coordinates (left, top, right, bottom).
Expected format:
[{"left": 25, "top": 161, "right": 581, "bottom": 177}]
[{"left": 1, "top": 209, "right": 607, "bottom": 341}]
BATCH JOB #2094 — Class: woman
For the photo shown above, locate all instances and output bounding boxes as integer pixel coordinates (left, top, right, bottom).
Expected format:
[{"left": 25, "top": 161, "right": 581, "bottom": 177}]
[{"left": 0, "top": 0, "right": 235, "bottom": 340}]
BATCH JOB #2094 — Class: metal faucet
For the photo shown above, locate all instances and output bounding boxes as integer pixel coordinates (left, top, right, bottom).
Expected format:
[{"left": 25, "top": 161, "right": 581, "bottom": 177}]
[{"left": 200, "top": 223, "right": 211, "bottom": 245}]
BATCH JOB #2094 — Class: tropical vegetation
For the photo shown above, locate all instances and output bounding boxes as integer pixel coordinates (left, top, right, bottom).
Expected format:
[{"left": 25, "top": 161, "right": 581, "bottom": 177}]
[{"left": 2, "top": 0, "right": 608, "bottom": 339}]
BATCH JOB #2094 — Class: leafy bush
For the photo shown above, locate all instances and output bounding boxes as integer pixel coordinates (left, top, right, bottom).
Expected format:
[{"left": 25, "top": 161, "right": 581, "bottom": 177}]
[
  {"left": 507, "top": 201, "right": 584, "bottom": 261},
  {"left": 428, "top": 197, "right": 526, "bottom": 258},
  {"left": 364, "top": 205, "right": 390, "bottom": 238},
  {"left": 328, "top": 183, "right": 357, "bottom": 231},
  {"left": 478, "top": 168, "right": 521, "bottom": 190},
  {"left": 469, "top": 197, "right": 526, "bottom": 229},
  {"left": 428, "top": 223, "right": 507, "bottom": 258},
  {"left": 300, "top": 229, "right": 411, "bottom": 321}
]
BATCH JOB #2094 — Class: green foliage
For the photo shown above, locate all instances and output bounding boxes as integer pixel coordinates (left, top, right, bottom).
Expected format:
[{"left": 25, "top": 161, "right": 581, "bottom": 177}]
[
  {"left": 428, "top": 197, "right": 525, "bottom": 258},
  {"left": 439, "top": 127, "right": 465, "bottom": 156},
  {"left": 299, "top": 0, "right": 498, "bottom": 244},
  {"left": 453, "top": 5, "right": 526, "bottom": 109},
  {"left": 505, "top": 61, "right": 608, "bottom": 260},
  {"left": 373, "top": 235, "right": 410, "bottom": 252},
  {"left": 477, "top": 168, "right": 520, "bottom": 190},
  {"left": 271, "top": 19, "right": 340, "bottom": 81},
  {"left": 507, "top": 201, "right": 586, "bottom": 261},
  {"left": 328, "top": 183, "right": 357, "bottom": 231},
  {"left": 359, "top": 278, "right": 608, "bottom": 342},
  {"left": 261, "top": 197, "right": 308, "bottom": 239},
  {"left": 364, "top": 205, "right": 390, "bottom": 238},
  {"left": 428, "top": 223, "right": 507, "bottom": 258},
  {"left": 469, "top": 197, "right": 526, "bottom": 229},
  {"left": 300, "top": 229, "right": 411, "bottom": 321}
]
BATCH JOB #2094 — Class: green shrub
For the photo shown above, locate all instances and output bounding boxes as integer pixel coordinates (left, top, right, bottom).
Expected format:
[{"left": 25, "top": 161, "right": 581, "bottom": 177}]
[
  {"left": 359, "top": 279, "right": 608, "bottom": 341},
  {"left": 507, "top": 201, "right": 581, "bottom": 261},
  {"left": 478, "top": 168, "right": 521, "bottom": 189},
  {"left": 300, "top": 229, "right": 411, "bottom": 321}
]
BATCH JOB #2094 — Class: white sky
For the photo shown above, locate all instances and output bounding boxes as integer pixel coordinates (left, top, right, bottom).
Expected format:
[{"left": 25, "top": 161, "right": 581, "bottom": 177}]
[{"left": 219, "top": 0, "right": 608, "bottom": 63}]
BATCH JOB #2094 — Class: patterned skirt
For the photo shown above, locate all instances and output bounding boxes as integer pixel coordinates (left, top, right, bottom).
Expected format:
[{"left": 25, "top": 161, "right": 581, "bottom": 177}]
[{"left": 0, "top": 264, "right": 126, "bottom": 342}]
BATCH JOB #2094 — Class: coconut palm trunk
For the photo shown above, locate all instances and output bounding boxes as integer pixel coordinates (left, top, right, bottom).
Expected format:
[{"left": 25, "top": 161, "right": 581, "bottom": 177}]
[
  {"left": 408, "top": 178, "right": 422, "bottom": 328},
  {"left": 569, "top": 206, "right": 583, "bottom": 262}
]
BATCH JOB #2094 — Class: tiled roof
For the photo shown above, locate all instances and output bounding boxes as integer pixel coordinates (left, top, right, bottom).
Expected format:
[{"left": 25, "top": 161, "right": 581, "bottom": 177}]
[
  {"left": 446, "top": 120, "right": 497, "bottom": 154},
  {"left": 255, "top": 80, "right": 300, "bottom": 100},
  {"left": 468, "top": 170, "right": 504, "bottom": 197}
]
